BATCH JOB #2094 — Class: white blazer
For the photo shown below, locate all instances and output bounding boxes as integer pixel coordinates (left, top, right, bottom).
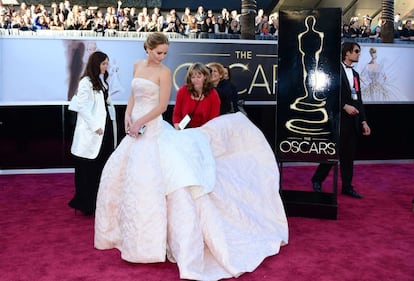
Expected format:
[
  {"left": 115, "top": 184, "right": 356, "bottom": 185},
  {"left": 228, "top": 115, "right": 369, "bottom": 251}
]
[{"left": 70, "top": 76, "right": 117, "bottom": 159}]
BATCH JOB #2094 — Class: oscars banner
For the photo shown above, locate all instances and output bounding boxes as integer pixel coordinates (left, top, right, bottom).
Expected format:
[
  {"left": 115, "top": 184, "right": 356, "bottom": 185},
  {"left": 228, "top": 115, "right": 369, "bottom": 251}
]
[
  {"left": 0, "top": 39, "right": 277, "bottom": 105},
  {"left": 276, "top": 9, "right": 342, "bottom": 162}
]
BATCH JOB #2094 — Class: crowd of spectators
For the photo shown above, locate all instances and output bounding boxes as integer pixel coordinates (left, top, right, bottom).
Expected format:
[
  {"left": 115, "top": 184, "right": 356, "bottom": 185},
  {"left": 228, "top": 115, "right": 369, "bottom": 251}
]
[
  {"left": 0, "top": 1, "right": 279, "bottom": 39},
  {"left": 341, "top": 14, "right": 414, "bottom": 42},
  {"left": 1, "top": 1, "right": 413, "bottom": 42}
]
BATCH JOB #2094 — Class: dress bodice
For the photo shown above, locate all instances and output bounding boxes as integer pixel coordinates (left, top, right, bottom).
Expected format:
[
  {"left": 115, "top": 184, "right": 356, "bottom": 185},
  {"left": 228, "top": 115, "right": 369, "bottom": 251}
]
[{"left": 131, "top": 77, "right": 163, "bottom": 135}]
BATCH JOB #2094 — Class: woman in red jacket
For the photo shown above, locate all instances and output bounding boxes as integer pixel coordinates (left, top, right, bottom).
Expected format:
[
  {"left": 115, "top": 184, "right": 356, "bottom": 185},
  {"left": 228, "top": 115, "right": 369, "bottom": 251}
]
[{"left": 173, "top": 63, "right": 220, "bottom": 129}]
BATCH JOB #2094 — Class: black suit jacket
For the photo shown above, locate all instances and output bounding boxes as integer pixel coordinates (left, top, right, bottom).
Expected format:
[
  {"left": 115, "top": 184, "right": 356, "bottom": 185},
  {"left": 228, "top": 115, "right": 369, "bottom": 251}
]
[{"left": 340, "top": 66, "right": 367, "bottom": 134}]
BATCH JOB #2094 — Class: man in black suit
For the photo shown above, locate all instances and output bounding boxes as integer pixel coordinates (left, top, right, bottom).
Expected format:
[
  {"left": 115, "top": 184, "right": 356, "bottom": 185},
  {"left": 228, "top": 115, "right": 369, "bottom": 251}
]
[{"left": 311, "top": 42, "right": 371, "bottom": 198}]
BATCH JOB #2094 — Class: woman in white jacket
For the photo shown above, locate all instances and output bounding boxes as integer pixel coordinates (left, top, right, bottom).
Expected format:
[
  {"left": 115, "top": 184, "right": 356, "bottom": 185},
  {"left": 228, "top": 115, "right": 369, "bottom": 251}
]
[{"left": 68, "top": 51, "right": 117, "bottom": 216}]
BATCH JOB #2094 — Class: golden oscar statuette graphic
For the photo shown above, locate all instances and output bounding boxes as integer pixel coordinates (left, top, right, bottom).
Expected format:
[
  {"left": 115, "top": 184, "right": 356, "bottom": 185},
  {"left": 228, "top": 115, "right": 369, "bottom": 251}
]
[{"left": 285, "top": 15, "right": 330, "bottom": 136}]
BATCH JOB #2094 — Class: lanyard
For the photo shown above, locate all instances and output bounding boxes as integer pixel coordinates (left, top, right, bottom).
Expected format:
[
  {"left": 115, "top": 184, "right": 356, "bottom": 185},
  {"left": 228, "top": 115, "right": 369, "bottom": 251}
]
[{"left": 189, "top": 94, "right": 203, "bottom": 117}]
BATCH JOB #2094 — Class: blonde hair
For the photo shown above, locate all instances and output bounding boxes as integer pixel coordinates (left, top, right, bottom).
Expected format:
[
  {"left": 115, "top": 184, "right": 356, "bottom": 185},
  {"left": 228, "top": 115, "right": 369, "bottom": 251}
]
[
  {"left": 143, "top": 32, "right": 169, "bottom": 52},
  {"left": 207, "top": 62, "right": 225, "bottom": 79}
]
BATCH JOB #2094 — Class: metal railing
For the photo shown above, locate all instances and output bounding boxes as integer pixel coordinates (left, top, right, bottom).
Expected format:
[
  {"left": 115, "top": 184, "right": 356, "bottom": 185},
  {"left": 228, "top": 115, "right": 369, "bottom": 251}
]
[
  {"left": 1, "top": 28, "right": 413, "bottom": 44},
  {"left": 0, "top": 28, "right": 279, "bottom": 40}
]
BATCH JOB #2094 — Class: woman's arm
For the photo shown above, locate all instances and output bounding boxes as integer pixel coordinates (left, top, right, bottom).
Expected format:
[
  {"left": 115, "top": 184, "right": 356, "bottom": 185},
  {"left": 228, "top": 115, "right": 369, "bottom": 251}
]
[
  {"left": 76, "top": 77, "right": 101, "bottom": 133},
  {"left": 124, "top": 92, "right": 134, "bottom": 133},
  {"left": 124, "top": 61, "right": 139, "bottom": 134}
]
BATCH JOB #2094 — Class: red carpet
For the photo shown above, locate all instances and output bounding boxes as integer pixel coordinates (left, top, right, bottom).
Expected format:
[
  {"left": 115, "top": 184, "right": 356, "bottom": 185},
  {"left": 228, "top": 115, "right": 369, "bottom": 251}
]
[{"left": 0, "top": 162, "right": 413, "bottom": 281}]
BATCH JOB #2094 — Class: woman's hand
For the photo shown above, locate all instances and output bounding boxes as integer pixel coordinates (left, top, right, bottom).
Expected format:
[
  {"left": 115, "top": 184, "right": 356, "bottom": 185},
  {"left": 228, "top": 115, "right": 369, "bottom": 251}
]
[
  {"left": 124, "top": 114, "right": 132, "bottom": 134},
  {"left": 95, "top": 128, "right": 104, "bottom": 135},
  {"left": 128, "top": 121, "right": 145, "bottom": 137}
]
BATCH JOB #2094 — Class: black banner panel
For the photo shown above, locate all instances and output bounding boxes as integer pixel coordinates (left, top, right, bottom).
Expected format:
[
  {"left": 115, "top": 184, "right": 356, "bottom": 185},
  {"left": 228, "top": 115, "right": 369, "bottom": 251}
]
[{"left": 276, "top": 9, "right": 342, "bottom": 162}]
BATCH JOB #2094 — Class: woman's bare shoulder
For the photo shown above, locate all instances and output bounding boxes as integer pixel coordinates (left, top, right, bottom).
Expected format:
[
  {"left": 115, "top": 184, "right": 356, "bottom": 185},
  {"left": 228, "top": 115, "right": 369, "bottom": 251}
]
[
  {"left": 132, "top": 60, "right": 148, "bottom": 77},
  {"left": 159, "top": 64, "right": 171, "bottom": 74},
  {"left": 133, "top": 59, "right": 144, "bottom": 69}
]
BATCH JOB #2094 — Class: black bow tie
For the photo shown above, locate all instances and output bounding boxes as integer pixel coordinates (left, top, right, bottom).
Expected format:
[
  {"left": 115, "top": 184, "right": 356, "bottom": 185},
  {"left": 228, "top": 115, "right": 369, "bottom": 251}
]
[{"left": 344, "top": 64, "right": 353, "bottom": 68}]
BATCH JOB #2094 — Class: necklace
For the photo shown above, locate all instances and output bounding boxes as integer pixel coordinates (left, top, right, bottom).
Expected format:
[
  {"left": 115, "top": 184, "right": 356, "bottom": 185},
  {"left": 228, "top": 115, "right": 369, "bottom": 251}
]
[{"left": 191, "top": 91, "right": 203, "bottom": 100}]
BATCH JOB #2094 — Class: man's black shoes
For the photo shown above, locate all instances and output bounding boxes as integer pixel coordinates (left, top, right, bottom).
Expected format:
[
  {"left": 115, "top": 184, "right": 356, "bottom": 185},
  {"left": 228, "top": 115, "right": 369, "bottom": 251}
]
[
  {"left": 341, "top": 187, "right": 363, "bottom": 199},
  {"left": 312, "top": 182, "right": 363, "bottom": 198}
]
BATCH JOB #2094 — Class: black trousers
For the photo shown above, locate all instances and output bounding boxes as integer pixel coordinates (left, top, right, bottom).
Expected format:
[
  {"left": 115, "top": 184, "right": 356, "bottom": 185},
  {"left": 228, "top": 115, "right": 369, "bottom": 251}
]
[
  {"left": 69, "top": 118, "right": 114, "bottom": 214},
  {"left": 312, "top": 121, "right": 357, "bottom": 189}
]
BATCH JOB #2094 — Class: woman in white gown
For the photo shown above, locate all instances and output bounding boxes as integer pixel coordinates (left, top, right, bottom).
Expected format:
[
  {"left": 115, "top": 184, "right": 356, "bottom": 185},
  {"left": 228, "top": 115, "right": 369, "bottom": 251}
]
[{"left": 94, "top": 32, "right": 288, "bottom": 280}]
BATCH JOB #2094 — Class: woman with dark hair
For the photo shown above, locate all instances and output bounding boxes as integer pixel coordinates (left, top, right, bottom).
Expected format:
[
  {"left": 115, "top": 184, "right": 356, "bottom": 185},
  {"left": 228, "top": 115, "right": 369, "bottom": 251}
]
[
  {"left": 223, "top": 64, "right": 232, "bottom": 80},
  {"left": 342, "top": 23, "right": 352, "bottom": 38},
  {"left": 214, "top": 16, "right": 228, "bottom": 34},
  {"left": 172, "top": 63, "right": 220, "bottom": 128},
  {"left": 200, "top": 16, "right": 214, "bottom": 33},
  {"left": 68, "top": 51, "right": 117, "bottom": 216}
]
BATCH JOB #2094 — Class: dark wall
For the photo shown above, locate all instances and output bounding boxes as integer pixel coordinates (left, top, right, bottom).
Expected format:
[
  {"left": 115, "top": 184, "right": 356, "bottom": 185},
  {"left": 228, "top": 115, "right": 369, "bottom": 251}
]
[
  {"left": 0, "top": 103, "right": 412, "bottom": 169},
  {"left": 357, "top": 104, "right": 414, "bottom": 160}
]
